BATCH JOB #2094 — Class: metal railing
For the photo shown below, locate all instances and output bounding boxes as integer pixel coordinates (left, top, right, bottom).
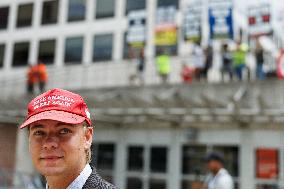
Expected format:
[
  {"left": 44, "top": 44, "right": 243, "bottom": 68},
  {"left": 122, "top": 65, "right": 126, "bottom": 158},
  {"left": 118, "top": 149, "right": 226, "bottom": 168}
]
[{"left": 0, "top": 52, "right": 279, "bottom": 99}]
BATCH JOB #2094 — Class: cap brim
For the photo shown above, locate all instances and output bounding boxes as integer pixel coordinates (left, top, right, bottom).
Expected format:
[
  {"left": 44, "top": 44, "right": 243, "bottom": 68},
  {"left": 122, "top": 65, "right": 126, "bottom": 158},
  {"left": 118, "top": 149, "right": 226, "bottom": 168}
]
[{"left": 20, "top": 110, "right": 86, "bottom": 129}]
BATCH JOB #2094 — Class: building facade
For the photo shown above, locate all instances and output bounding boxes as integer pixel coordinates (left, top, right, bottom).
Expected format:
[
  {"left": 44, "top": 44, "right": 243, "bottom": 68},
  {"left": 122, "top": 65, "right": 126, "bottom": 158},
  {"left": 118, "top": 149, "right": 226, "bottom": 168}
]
[{"left": 0, "top": 1, "right": 284, "bottom": 189}]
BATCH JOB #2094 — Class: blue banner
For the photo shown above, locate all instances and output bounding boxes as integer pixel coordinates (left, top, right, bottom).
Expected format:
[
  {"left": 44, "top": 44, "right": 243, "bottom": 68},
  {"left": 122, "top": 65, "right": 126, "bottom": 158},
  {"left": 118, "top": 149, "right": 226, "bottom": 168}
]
[{"left": 209, "top": 7, "right": 234, "bottom": 39}]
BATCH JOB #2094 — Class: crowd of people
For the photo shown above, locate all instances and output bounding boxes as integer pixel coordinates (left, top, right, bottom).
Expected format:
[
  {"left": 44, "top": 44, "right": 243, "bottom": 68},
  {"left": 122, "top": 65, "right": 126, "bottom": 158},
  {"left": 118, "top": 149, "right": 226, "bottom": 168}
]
[
  {"left": 180, "top": 40, "right": 265, "bottom": 84},
  {"left": 128, "top": 39, "right": 266, "bottom": 86}
]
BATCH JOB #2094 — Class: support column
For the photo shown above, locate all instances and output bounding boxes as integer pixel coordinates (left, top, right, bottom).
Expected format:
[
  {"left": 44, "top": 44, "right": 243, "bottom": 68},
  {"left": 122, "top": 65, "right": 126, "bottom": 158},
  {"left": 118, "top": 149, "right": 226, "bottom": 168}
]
[
  {"left": 114, "top": 129, "right": 127, "bottom": 189},
  {"left": 168, "top": 129, "right": 182, "bottom": 189},
  {"left": 240, "top": 130, "right": 254, "bottom": 189}
]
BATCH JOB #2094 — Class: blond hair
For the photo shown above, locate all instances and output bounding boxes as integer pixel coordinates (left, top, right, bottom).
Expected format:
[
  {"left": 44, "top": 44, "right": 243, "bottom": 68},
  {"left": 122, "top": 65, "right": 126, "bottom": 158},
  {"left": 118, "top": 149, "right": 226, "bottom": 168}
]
[{"left": 82, "top": 121, "right": 93, "bottom": 164}]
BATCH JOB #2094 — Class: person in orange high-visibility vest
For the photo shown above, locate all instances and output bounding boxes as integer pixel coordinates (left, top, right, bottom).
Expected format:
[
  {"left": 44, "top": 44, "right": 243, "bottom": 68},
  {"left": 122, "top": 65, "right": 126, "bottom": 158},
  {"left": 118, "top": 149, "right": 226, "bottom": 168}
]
[
  {"left": 36, "top": 61, "right": 48, "bottom": 93},
  {"left": 26, "top": 65, "right": 37, "bottom": 95}
]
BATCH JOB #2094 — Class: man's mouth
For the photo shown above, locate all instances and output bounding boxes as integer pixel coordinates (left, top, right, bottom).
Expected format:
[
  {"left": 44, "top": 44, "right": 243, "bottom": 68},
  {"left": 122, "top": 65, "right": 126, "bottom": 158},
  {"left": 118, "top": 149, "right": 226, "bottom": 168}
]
[{"left": 40, "top": 156, "right": 63, "bottom": 161}]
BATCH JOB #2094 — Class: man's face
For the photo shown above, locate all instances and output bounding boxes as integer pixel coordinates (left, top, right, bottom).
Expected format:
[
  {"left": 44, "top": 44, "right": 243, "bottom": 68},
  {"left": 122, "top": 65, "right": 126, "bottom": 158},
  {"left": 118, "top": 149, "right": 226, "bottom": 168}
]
[
  {"left": 28, "top": 120, "right": 93, "bottom": 177},
  {"left": 207, "top": 160, "right": 221, "bottom": 174}
]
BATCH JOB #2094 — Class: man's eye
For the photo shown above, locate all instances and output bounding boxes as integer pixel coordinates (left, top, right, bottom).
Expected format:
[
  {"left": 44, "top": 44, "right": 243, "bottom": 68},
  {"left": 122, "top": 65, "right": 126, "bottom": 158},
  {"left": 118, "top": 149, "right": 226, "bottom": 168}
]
[
  {"left": 59, "top": 128, "right": 72, "bottom": 135},
  {"left": 33, "top": 130, "right": 45, "bottom": 136}
]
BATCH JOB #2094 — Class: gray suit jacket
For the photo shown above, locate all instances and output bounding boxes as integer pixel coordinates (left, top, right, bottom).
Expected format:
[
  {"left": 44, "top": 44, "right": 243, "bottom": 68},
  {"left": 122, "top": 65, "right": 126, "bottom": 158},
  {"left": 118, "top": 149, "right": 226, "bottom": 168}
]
[{"left": 82, "top": 168, "right": 119, "bottom": 189}]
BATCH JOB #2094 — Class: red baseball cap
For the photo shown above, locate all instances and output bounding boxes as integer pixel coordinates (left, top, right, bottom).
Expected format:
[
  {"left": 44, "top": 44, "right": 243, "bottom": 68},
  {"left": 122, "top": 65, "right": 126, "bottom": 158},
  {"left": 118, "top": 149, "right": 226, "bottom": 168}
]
[{"left": 20, "top": 88, "right": 92, "bottom": 129}]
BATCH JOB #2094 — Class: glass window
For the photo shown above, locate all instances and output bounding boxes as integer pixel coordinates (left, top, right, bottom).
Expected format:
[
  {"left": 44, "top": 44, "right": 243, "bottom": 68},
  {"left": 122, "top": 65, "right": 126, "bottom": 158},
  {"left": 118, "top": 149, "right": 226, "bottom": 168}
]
[
  {"left": 64, "top": 36, "right": 84, "bottom": 64},
  {"left": 127, "top": 177, "right": 143, "bottom": 189},
  {"left": 157, "top": 0, "right": 179, "bottom": 8},
  {"left": 12, "top": 42, "right": 29, "bottom": 67},
  {"left": 0, "top": 44, "right": 5, "bottom": 68},
  {"left": 93, "top": 34, "right": 113, "bottom": 62},
  {"left": 68, "top": 0, "right": 86, "bottom": 22},
  {"left": 150, "top": 147, "right": 167, "bottom": 173},
  {"left": 256, "top": 184, "right": 278, "bottom": 189},
  {"left": 149, "top": 179, "right": 166, "bottom": 189},
  {"left": 125, "top": 0, "right": 146, "bottom": 15},
  {"left": 213, "top": 146, "right": 239, "bottom": 177},
  {"left": 0, "top": 7, "right": 9, "bottom": 29},
  {"left": 182, "top": 180, "right": 203, "bottom": 189},
  {"left": 96, "top": 144, "right": 115, "bottom": 170},
  {"left": 95, "top": 0, "right": 115, "bottom": 19},
  {"left": 38, "top": 39, "right": 56, "bottom": 64},
  {"left": 16, "top": 3, "right": 33, "bottom": 28},
  {"left": 127, "top": 146, "right": 144, "bottom": 171},
  {"left": 182, "top": 145, "right": 207, "bottom": 175},
  {"left": 41, "top": 0, "right": 59, "bottom": 25},
  {"left": 123, "top": 32, "right": 143, "bottom": 59}
]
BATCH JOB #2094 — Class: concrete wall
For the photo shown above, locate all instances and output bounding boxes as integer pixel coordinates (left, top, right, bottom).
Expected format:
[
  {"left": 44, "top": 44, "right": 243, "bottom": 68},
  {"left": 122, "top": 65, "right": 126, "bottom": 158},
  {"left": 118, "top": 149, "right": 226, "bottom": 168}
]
[{"left": 0, "top": 123, "right": 17, "bottom": 171}]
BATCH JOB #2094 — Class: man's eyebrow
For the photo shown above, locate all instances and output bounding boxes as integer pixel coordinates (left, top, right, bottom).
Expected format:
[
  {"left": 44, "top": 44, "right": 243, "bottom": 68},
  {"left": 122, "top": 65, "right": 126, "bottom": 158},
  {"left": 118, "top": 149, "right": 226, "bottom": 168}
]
[
  {"left": 55, "top": 122, "right": 74, "bottom": 128},
  {"left": 30, "top": 124, "right": 44, "bottom": 131}
]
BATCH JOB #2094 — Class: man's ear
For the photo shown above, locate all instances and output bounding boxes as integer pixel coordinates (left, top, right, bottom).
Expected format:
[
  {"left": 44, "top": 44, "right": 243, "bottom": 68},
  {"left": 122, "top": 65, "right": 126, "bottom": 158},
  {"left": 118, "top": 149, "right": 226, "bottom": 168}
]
[{"left": 84, "top": 127, "right": 93, "bottom": 149}]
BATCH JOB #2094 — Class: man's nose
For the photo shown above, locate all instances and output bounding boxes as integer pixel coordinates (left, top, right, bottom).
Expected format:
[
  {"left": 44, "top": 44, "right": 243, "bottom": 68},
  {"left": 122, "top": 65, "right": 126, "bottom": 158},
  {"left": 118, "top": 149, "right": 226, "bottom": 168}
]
[{"left": 42, "top": 135, "right": 59, "bottom": 149}]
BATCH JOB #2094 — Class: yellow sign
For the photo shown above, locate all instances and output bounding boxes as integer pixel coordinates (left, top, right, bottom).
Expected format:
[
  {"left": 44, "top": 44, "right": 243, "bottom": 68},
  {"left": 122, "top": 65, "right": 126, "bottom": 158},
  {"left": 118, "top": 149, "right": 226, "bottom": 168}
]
[{"left": 155, "top": 24, "right": 177, "bottom": 46}]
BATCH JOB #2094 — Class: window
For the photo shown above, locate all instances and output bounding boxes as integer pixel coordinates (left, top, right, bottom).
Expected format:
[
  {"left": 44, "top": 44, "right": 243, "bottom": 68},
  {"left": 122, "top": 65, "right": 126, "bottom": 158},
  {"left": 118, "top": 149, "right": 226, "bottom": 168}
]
[
  {"left": 125, "top": 0, "right": 146, "bottom": 15},
  {"left": 149, "top": 179, "right": 166, "bottom": 189},
  {"left": 0, "top": 7, "right": 9, "bottom": 29},
  {"left": 38, "top": 39, "right": 56, "bottom": 64},
  {"left": 256, "top": 184, "right": 278, "bottom": 189},
  {"left": 16, "top": 3, "right": 33, "bottom": 28},
  {"left": 91, "top": 143, "right": 115, "bottom": 183},
  {"left": 128, "top": 146, "right": 144, "bottom": 171},
  {"left": 12, "top": 42, "right": 29, "bottom": 67},
  {"left": 182, "top": 145, "right": 207, "bottom": 189},
  {"left": 127, "top": 177, "right": 143, "bottom": 189},
  {"left": 213, "top": 146, "right": 239, "bottom": 177},
  {"left": 123, "top": 32, "right": 143, "bottom": 59},
  {"left": 68, "top": 0, "right": 86, "bottom": 22},
  {"left": 96, "top": 144, "right": 115, "bottom": 170},
  {"left": 93, "top": 34, "right": 113, "bottom": 62},
  {"left": 150, "top": 147, "right": 167, "bottom": 173},
  {"left": 41, "top": 0, "right": 59, "bottom": 25},
  {"left": 157, "top": 0, "right": 179, "bottom": 8},
  {"left": 182, "top": 145, "right": 207, "bottom": 175},
  {"left": 64, "top": 36, "right": 84, "bottom": 64},
  {"left": 95, "top": 0, "right": 115, "bottom": 19},
  {"left": 0, "top": 44, "right": 5, "bottom": 68}
]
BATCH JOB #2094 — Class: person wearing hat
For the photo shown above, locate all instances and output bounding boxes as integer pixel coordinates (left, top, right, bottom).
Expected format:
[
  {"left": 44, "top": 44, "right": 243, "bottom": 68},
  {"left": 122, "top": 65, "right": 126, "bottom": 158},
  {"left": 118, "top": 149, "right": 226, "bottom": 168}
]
[
  {"left": 20, "top": 88, "right": 119, "bottom": 189},
  {"left": 203, "top": 152, "right": 234, "bottom": 189}
]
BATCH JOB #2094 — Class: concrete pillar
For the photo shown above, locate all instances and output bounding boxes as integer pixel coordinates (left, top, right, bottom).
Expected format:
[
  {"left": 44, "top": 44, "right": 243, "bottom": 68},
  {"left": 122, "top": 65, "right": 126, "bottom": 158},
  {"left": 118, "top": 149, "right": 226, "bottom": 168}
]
[
  {"left": 240, "top": 130, "right": 254, "bottom": 189},
  {"left": 146, "top": 0, "right": 156, "bottom": 59},
  {"left": 114, "top": 129, "right": 127, "bottom": 189},
  {"left": 14, "top": 129, "right": 34, "bottom": 186},
  {"left": 168, "top": 129, "right": 182, "bottom": 189},
  {"left": 113, "top": 0, "right": 125, "bottom": 62}
]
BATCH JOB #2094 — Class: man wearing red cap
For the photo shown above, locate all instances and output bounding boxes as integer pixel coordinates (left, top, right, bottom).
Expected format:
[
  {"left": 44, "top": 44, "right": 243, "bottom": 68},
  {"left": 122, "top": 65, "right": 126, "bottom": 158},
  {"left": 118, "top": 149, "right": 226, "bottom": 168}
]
[{"left": 20, "top": 88, "right": 119, "bottom": 189}]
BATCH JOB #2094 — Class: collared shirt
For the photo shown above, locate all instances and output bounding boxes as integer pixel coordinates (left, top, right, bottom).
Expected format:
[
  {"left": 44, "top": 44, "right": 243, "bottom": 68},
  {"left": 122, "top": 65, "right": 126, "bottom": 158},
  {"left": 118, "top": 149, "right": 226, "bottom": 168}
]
[
  {"left": 46, "top": 164, "right": 92, "bottom": 189},
  {"left": 206, "top": 168, "right": 234, "bottom": 189}
]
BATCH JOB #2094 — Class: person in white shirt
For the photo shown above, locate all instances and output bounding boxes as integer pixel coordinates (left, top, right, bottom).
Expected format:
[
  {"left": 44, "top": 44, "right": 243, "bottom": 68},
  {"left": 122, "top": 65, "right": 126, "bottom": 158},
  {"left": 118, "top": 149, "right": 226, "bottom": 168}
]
[{"left": 204, "top": 152, "right": 234, "bottom": 189}]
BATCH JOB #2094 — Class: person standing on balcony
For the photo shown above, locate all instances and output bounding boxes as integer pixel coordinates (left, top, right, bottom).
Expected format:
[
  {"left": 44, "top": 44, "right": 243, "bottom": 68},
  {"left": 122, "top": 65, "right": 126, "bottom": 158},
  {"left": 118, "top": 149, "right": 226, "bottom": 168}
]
[
  {"left": 221, "top": 43, "right": 233, "bottom": 81},
  {"left": 203, "top": 152, "right": 234, "bottom": 189},
  {"left": 137, "top": 48, "right": 145, "bottom": 85},
  {"left": 232, "top": 42, "right": 247, "bottom": 81},
  {"left": 26, "top": 64, "right": 37, "bottom": 95},
  {"left": 155, "top": 49, "right": 171, "bottom": 84},
  {"left": 191, "top": 41, "right": 205, "bottom": 81},
  {"left": 19, "top": 88, "right": 119, "bottom": 189},
  {"left": 36, "top": 60, "right": 48, "bottom": 93},
  {"left": 254, "top": 39, "right": 265, "bottom": 80}
]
